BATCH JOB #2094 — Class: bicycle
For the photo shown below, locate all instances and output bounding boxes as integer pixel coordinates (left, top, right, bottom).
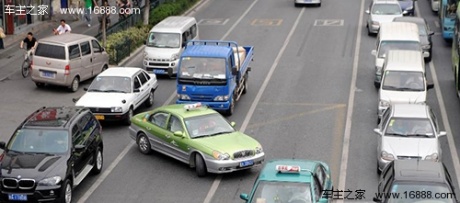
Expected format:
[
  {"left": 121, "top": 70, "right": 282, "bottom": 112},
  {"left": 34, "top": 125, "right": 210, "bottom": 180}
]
[{"left": 22, "top": 48, "right": 33, "bottom": 78}]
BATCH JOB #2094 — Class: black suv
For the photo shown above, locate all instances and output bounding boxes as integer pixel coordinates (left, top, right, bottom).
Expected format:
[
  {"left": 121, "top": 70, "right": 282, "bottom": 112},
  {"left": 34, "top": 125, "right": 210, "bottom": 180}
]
[
  {"left": 0, "top": 106, "right": 103, "bottom": 203},
  {"left": 374, "top": 160, "right": 458, "bottom": 203}
]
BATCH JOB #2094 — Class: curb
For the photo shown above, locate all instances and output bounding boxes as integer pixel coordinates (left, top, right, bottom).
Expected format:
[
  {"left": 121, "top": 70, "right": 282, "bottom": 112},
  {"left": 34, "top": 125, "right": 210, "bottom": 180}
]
[{"left": 117, "top": 0, "right": 209, "bottom": 67}]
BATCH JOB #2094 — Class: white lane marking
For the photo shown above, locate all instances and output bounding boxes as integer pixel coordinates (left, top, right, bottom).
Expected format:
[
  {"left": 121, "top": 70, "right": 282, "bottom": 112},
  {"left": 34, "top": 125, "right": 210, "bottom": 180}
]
[
  {"left": 76, "top": 93, "right": 177, "bottom": 203},
  {"left": 77, "top": 0, "right": 261, "bottom": 201},
  {"left": 416, "top": 0, "right": 460, "bottom": 189},
  {"left": 336, "top": 0, "right": 365, "bottom": 200},
  {"left": 202, "top": 6, "right": 307, "bottom": 203}
]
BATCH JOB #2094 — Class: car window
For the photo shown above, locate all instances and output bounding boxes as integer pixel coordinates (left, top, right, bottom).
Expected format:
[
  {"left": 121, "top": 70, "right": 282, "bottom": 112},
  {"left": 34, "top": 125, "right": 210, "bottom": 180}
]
[
  {"left": 313, "top": 178, "right": 321, "bottom": 201},
  {"left": 142, "top": 71, "right": 151, "bottom": 80},
  {"left": 168, "top": 115, "right": 184, "bottom": 132},
  {"left": 150, "top": 112, "right": 169, "bottom": 128},
  {"left": 134, "top": 77, "right": 141, "bottom": 89},
  {"left": 380, "top": 107, "right": 391, "bottom": 127},
  {"left": 429, "top": 109, "right": 439, "bottom": 133},
  {"left": 383, "top": 174, "right": 394, "bottom": 194},
  {"left": 72, "top": 124, "right": 82, "bottom": 145},
  {"left": 91, "top": 40, "right": 103, "bottom": 52},
  {"left": 137, "top": 72, "right": 148, "bottom": 85},
  {"left": 80, "top": 41, "right": 91, "bottom": 56},
  {"left": 35, "top": 44, "right": 65, "bottom": 59},
  {"left": 315, "top": 165, "right": 327, "bottom": 187},
  {"left": 68, "top": 44, "right": 81, "bottom": 60}
]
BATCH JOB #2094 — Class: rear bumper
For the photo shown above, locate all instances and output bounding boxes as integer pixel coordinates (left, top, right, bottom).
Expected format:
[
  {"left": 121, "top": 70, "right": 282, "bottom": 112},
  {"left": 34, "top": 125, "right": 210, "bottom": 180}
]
[{"left": 176, "top": 100, "right": 231, "bottom": 111}]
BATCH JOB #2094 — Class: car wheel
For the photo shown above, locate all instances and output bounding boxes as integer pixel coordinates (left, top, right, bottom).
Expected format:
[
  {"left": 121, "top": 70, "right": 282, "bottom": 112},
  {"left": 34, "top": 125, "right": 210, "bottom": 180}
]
[
  {"left": 137, "top": 133, "right": 152, "bottom": 154},
  {"left": 195, "top": 154, "right": 207, "bottom": 177},
  {"left": 144, "top": 90, "right": 154, "bottom": 107},
  {"left": 426, "top": 49, "right": 432, "bottom": 62},
  {"left": 226, "top": 97, "right": 235, "bottom": 116},
  {"left": 124, "top": 107, "right": 133, "bottom": 125},
  {"left": 377, "top": 162, "right": 381, "bottom": 175},
  {"left": 35, "top": 82, "right": 45, "bottom": 88},
  {"left": 242, "top": 75, "right": 248, "bottom": 94},
  {"left": 367, "top": 25, "right": 372, "bottom": 36},
  {"left": 317, "top": 2, "right": 321, "bottom": 6},
  {"left": 69, "top": 77, "right": 79, "bottom": 92},
  {"left": 58, "top": 179, "right": 72, "bottom": 203},
  {"left": 101, "top": 65, "right": 108, "bottom": 73},
  {"left": 91, "top": 147, "right": 103, "bottom": 174}
]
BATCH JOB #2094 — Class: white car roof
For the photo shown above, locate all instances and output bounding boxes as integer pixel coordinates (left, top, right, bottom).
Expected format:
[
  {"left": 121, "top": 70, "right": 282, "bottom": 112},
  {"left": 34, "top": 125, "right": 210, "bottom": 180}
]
[{"left": 97, "top": 67, "right": 143, "bottom": 77}]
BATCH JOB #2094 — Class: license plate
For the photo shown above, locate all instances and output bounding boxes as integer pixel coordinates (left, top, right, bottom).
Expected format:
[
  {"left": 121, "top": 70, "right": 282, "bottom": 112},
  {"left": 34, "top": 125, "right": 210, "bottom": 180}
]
[
  {"left": 239, "top": 160, "right": 254, "bottom": 167},
  {"left": 41, "top": 71, "right": 55, "bottom": 78},
  {"left": 153, "top": 69, "right": 165, "bottom": 74},
  {"left": 95, "top": 115, "right": 105, "bottom": 120},
  {"left": 8, "top": 194, "right": 27, "bottom": 201}
]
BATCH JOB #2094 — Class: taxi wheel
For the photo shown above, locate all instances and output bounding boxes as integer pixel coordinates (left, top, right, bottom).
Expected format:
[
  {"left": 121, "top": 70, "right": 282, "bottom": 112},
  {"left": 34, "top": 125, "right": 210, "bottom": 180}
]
[
  {"left": 137, "top": 133, "right": 152, "bottom": 154},
  {"left": 195, "top": 154, "right": 207, "bottom": 177}
]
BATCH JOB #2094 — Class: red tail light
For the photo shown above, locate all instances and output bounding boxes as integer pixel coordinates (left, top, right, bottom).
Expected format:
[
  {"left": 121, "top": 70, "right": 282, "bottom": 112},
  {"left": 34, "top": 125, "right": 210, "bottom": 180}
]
[{"left": 64, "top": 65, "right": 70, "bottom": 75}]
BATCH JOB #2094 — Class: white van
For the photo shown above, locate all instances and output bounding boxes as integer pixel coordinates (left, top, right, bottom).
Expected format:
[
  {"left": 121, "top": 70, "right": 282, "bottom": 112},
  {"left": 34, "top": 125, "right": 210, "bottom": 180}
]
[
  {"left": 143, "top": 16, "right": 199, "bottom": 77},
  {"left": 372, "top": 22, "right": 429, "bottom": 88},
  {"left": 377, "top": 50, "right": 434, "bottom": 120}
]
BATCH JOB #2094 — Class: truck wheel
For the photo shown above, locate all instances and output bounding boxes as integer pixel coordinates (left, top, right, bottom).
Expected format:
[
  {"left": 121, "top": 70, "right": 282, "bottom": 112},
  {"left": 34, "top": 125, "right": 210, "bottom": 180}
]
[
  {"left": 242, "top": 75, "right": 248, "bottom": 94},
  {"left": 226, "top": 98, "right": 235, "bottom": 116}
]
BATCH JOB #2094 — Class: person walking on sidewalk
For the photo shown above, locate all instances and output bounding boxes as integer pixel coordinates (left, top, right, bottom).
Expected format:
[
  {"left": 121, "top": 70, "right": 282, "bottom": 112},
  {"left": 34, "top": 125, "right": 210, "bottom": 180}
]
[
  {"left": 53, "top": 19, "right": 72, "bottom": 35},
  {"left": 84, "top": 0, "right": 98, "bottom": 27},
  {"left": 0, "top": 27, "right": 5, "bottom": 49}
]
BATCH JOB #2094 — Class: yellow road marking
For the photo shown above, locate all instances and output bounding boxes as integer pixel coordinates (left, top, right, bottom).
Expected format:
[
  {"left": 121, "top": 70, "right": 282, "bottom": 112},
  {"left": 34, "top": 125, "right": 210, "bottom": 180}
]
[{"left": 330, "top": 105, "right": 346, "bottom": 186}]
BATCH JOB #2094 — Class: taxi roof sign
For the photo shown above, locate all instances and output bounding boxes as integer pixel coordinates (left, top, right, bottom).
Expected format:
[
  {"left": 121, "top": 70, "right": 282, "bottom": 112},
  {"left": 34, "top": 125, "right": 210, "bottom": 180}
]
[
  {"left": 184, "top": 103, "right": 202, "bottom": 111},
  {"left": 276, "top": 165, "right": 301, "bottom": 173}
]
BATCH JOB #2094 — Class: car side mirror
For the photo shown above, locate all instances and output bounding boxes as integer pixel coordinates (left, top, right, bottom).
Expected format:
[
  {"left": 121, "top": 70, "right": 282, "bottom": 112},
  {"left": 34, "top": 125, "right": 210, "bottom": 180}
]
[
  {"left": 423, "top": 51, "right": 430, "bottom": 58},
  {"left": 371, "top": 50, "right": 377, "bottom": 56},
  {"left": 439, "top": 131, "right": 447, "bottom": 137},
  {"left": 232, "top": 66, "right": 238, "bottom": 75},
  {"left": 72, "top": 98, "right": 79, "bottom": 103},
  {"left": 240, "top": 193, "right": 249, "bottom": 201},
  {"left": 373, "top": 197, "right": 382, "bottom": 202},
  {"left": 230, "top": 121, "right": 236, "bottom": 127},
  {"left": 182, "top": 42, "right": 187, "bottom": 47},
  {"left": 402, "top": 10, "right": 408, "bottom": 15},
  {"left": 74, "top": 144, "right": 85, "bottom": 151},
  {"left": 101, "top": 48, "right": 105, "bottom": 52},
  {"left": 365, "top": 9, "right": 370, "bottom": 14},
  {"left": 174, "top": 131, "right": 185, "bottom": 138},
  {"left": 133, "top": 88, "right": 140, "bottom": 93},
  {"left": 0, "top": 141, "right": 6, "bottom": 150},
  {"left": 374, "top": 128, "right": 382, "bottom": 135},
  {"left": 427, "top": 82, "right": 434, "bottom": 89}
]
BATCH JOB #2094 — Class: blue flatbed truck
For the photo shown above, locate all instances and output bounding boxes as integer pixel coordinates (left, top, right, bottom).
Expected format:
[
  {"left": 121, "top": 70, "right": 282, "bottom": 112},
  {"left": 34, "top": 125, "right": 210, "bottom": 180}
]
[{"left": 176, "top": 40, "right": 254, "bottom": 115}]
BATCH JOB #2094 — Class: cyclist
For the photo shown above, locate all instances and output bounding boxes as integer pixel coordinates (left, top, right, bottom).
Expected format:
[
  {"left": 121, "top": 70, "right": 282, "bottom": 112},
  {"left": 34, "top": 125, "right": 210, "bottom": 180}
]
[{"left": 20, "top": 32, "right": 37, "bottom": 57}]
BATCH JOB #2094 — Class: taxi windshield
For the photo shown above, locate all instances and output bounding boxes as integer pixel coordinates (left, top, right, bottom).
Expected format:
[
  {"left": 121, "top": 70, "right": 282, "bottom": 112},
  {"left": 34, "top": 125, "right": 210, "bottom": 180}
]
[
  {"left": 389, "top": 182, "right": 454, "bottom": 203},
  {"left": 184, "top": 113, "right": 235, "bottom": 138},
  {"left": 382, "top": 71, "right": 425, "bottom": 91},
  {"left": 87, "top": 76, "right": 132, "bottom": 93},
  {"left": 250, "top": 181, "right": 313, "bottom": 203},
  {"left": 7, "top": 129, "right": 69, "bottom": 154}
]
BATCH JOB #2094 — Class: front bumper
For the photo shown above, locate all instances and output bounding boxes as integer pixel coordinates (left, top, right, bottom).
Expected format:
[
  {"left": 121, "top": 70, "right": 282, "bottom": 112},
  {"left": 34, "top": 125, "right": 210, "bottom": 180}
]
[
  {"left": 0, "top": 185, "right": 62, "bottom": 203},
  {"left": 143, "top": 59, "right": 177, "bottom": 75},
  {"left": 204, "top": 153, "right": 265, "bottom": 174},
  {"left": 176, "top": 100, "right": 231, "bottom": 111}
]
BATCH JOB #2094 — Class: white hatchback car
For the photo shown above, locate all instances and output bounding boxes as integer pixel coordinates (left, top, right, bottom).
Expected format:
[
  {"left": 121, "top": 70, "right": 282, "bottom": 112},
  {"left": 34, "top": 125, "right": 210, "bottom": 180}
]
[
  {"left": 366, "top": 0, "right": 405, "bottom": 35},
  {"left": 75, "top": 67, "right": 159, "bottom": 125}
]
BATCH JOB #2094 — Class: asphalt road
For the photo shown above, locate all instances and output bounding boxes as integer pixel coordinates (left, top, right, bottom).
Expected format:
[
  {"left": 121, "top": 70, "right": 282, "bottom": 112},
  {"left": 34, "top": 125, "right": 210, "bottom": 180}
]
[{"left": 0, "top": 0, "right": 460, "bottom": 202}]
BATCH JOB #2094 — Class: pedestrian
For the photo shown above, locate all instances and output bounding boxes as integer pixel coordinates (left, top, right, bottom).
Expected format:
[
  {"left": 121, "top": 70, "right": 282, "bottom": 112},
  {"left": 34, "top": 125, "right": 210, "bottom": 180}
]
[
  {"left": 0, "top": 27, "right": 5, "bottom": 49},
  {"left": 53, "top": 19, "right": 71, "bottom": 35},
  {"left": 84, "top": 0, "right": 93, "bottom": 27}
]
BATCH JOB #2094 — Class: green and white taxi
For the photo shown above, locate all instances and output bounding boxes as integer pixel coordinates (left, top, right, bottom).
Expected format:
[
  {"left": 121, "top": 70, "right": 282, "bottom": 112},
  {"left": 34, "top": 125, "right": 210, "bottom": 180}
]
[
  {"left": 129, "top": 103, "right": 265, "bottom": 177},
  {"left": 240, "top": 159, "right": 333, "bottom": 203}
]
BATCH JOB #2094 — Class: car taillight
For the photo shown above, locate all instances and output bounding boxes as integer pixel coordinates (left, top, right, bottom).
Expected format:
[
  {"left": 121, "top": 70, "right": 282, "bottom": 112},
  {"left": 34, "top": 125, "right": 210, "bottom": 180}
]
[{"left": 65, "top": 65, "right": 70, "bottom": 75}]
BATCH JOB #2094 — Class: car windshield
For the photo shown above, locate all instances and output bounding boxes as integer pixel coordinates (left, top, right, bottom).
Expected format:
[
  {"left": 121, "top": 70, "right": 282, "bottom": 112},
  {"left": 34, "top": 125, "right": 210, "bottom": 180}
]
[
  {"left": 372, "top": 4, "right": 402, "bottom": 15},
  {"left": 385, "top": 118, "right": 435, "bottom": 137},
  {"left": 378, "top": 41, "right": 421, "bottom": 58},
  {"left": 88, "top": 76, "right": 132, "bottom": 93},
  {"left": 250, "top": 181, "right": 313, "bottom": 203},
  {"left": 184, "top": 113, "right": 235, "bottom": 138},
  {"left": 389, "top": 182, "right": 455, "bottom": 203},
  {"left": 178, "top": 57, "right": 227, "bottom": 80},
  {"left": 7, "top": 129, "right": 69, "bottom": 154},
  {"left": 382, "top": 71, "right": 425, "bottom": 91},
  {"left": 146, "top": 32, "right": 181, "bottom": 48}
]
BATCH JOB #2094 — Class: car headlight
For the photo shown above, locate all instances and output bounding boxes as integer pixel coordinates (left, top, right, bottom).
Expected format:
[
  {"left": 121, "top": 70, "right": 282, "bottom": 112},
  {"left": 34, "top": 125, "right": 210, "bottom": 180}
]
[
  {"left": 177, "top": 94, "right": 190, "bottom": 100},
  {"left": 38, "top": 176, "right": 61, "bottom": 186},
  {"left": 214, "top": 95, "right": 230, "bottom": 101},
  {"left": 425, "top": 153, "right": 438, "bottom": 161},
  {"left": 422, "top": 44, "right": 431, "bottom": 49},
  {"left": 372, "top": 21, "right": 379, "bottom": 26},
  {"left": 171, "top": 53, "right": 179, "bottom": 61},
  {"left": 381, "top": 151, "right": 395, "bottom": 161},
  {"left": 212, "top": 151, "right": 230, "bottom": 160},
  {"left": 255, "top": 146, "right": 263, "bottom": 154},
  {"left": 379, "top": 100, "right": 390, "bottom": 108},
  {"left": 111, "top": 107, "right": 123, "bottom": 113}
]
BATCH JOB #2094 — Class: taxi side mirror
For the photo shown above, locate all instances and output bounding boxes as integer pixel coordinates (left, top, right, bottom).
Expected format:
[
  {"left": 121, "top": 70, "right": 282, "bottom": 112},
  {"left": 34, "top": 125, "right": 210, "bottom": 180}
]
[
  {"left": 230, "top": 121, "right": 236, "bottom": 127},
  {"left": 374, "top": 128, "right": 382, "bottom": 135},
  {"left": 174, "top": 131, "right": 185, "bottom": 138},
  {"left": 427, "top": 82, "right": 434, "bottom": 89},
  {"left": 240, "top": 193, "right": 249, "bottom": 201}
]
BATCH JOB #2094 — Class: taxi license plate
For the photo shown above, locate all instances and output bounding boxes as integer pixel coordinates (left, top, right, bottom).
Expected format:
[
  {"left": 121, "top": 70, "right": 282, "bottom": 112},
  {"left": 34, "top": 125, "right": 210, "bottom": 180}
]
[
  {"left": 8, "top": 194, "right": 27, "bottom": 201},
  {"left": 153, "top": 69, "right": 165, "bottom": 74},
  {"left": 41, "top": 71, "right": 55, "bottom": 78},
  {"left": 239, "top": 160, "right": 254, "bottom": 167},
  {"left": 95, "top": 115, "right": 105, "bottom": 120}
]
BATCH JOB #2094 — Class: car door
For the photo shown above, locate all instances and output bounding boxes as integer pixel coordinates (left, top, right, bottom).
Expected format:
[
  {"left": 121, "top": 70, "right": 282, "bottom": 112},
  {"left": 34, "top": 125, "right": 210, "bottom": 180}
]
[
  {"left": 90, "top": 39, "right": 106, "bottom": 75},
  {"left": 79, "top": 41, "right": 92, "bottom": 81},
  {"left": 378, "top": 107, "right": 391, "bottom": 155},
  {"left": 71, "top": 124, "right": 86, "bottom": 177},
  {"left": 165, "top": 114, "right": 189, "bottom": 162},
  {"left": 145, "top": 112, "right": 171, "bottom": 153},
  {"left": 136, "top": 71, "right": 151, "bottom": 104},
  {"left": 133, "top": 75, "right": 144, "bottom": 108}
]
